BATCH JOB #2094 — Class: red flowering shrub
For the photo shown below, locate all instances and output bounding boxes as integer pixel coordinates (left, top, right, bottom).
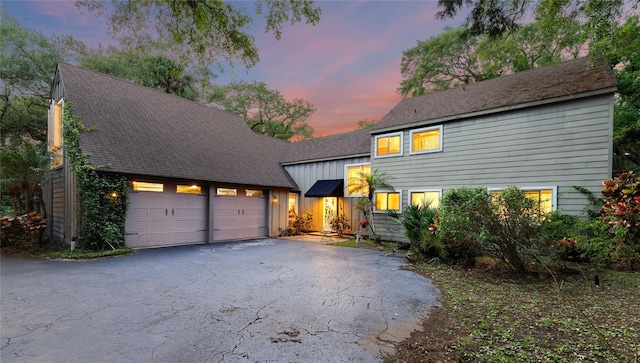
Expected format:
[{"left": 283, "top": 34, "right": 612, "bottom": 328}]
[{"left": 600, "top": 171, "right": 640, "bottom": 269}]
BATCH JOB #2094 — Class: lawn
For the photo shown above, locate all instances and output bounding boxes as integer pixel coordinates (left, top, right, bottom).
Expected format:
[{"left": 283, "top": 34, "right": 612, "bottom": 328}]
[{"left": 384, "top": 259, "right": 640, "bottom": 362}]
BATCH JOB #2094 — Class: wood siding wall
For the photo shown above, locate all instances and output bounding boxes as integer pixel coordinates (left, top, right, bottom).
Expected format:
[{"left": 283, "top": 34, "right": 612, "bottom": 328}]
[
  {"left": 284, "top": 156, "right": 370, "bottom": 233},
  {"left": 372, "top": 95, "right": 614, "bottom": 242}
]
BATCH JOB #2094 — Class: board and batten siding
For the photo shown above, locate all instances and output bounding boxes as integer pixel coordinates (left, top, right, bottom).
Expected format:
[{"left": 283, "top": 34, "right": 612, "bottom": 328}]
[
  {"left": 372, "top": 95, "right": 614, "bottom": 242},
  {"left": 284, "top": 156, "right": 370, "bottom": 233}
]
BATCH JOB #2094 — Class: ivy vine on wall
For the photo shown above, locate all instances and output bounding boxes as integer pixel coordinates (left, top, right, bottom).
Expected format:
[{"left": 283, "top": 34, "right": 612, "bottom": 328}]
[{"left": 62, "top": 102, "right": 129, "bottom": 250}]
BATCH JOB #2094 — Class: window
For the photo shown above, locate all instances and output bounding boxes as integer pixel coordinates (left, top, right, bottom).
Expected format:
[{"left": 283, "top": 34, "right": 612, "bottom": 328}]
[
  {"left": 410, "top": 125, "right": 442, "bottom": 154},
  {"left": 216, "top": 188, "right": 237, "bottom": 196},
  {"left": 489, "top": 186, "right": 556, "bottom": 214},
  {"left": 345, "top": 163, "right": 371, "bottom": 197},
  {"left": 409, "top": 190, "right": 442, "bottom": 208},
  {"left": 48, "top": 99, "right": 64, "bottom": 168},
  {"left": 177, "top": 185, "right": 201, "bottom": 194},
  {"left": 132, "top": 181, "right": 163, "bottom": 192},
  {"left": 288, "top": 193, "right": 298, "bottom": 218},
  {"left": 375, "top": 191, "right": 401, "bottom": 212},
  {"left": 245, "top": 189, "right": 263, "bottom": 197},
  {"left": 375, "top": 132, "right": 402, "bottom": 157}
]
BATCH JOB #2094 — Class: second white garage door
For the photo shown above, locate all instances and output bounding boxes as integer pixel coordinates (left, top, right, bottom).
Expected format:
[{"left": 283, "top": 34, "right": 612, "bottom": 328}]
[{"left": 212, "top": 188, "right": 267, "bottom": 241}]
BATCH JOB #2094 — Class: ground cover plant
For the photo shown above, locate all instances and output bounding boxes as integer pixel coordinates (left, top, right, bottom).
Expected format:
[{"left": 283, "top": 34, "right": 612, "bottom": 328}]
[{"left": 386, "top": 261, "right": 639, "bottom": 362}]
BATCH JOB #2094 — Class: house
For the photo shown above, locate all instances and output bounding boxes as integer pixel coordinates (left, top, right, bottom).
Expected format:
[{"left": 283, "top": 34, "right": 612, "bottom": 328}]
[{"left": 46, "top": 57, "right": 617, "bottom": 247}]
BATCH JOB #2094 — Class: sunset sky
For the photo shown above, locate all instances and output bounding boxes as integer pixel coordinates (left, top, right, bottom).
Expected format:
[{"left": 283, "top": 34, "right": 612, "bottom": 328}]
[{"left": 4, "top": 1, "right": 467, "bottom": 136}]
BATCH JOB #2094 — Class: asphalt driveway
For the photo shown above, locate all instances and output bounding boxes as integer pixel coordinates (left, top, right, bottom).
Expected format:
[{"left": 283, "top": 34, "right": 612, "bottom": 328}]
[{"left": 1, "top": 239, "right": 441, "bottom": 362}]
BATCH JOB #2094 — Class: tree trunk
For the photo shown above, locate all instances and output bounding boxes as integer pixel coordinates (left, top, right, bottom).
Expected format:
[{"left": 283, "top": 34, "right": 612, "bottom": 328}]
[
  {"left": 33, "top": 183, "right": 47, "bottom": 219},
  {"left": 22, "top": 180, "right": 34, "bottom": 213},
  {"left": 8, "top": 185, "right": 22, "bottom": 214}
]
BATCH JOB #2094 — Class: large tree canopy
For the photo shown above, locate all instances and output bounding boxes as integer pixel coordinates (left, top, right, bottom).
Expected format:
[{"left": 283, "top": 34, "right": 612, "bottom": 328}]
[
  {"left": 436, "top": 0, "right": 638, "bottom": 38},
  {"left": 210, "top": 81, "right": 315, "bottom": 141},
  {"left": 398, "top": 20, "right": 584, "bottom": 96},
  {"left": 75, "top": 0, "right": 321, "bottom": 69},
  {"left": 0, "top": 13, "right": 70, "bottom": 144}
]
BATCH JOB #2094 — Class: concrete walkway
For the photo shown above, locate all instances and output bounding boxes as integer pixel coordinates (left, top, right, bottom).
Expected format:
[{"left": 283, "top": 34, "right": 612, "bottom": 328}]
[{"left": 1, "top": 238, "right": 440, "bottom": 362}]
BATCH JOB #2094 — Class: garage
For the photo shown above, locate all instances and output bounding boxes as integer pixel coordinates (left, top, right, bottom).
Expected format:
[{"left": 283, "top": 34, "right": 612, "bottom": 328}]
[
  {"left": 125, "top": 182, "right": 208, "bottom": 248},
  {"left": 212, "top": 187, "right": 267, "bottom": 241}
]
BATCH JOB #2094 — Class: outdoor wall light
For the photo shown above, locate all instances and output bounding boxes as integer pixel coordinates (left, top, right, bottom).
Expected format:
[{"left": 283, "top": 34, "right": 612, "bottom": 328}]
[{"left": 272, "top": 196, "right": 278, "bottom": 203}]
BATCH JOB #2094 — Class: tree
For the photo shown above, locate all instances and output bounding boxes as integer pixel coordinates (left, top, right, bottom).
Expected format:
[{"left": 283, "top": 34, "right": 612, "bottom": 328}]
[
  {"left": 75, "top": 0, "right": 321, "bottom": 69},
  {"left": 398, "top": 21, "right": 584, "bottom": 97},
  {"left": 0, "top": 142, "right": 50, "bottom": 217},
  {"left": 593, "top": 16, "right": 640, "bottom": 174},
  {"left": 0, "top": 14, "right": 70, "bottom": 145},
  {"left": 349, "top": 169, "right": 393, "bottom": 242},
  {"left": 356, "top": 119, "right": 378, "bottom": 130},
  {"left": 436, "top": 0, "right": 638, "bottom": 38},
  {"left": 210, "top": 81, "right": 315, "bottom": 141},
  {"left": 399, "top": 27, "right": 498, "bottom": 96}
]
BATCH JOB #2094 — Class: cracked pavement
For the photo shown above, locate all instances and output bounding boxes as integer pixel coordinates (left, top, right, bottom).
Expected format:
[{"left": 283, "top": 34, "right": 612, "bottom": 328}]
[{"left": 0, "top": 238, "right": 441, "bottom": 362}]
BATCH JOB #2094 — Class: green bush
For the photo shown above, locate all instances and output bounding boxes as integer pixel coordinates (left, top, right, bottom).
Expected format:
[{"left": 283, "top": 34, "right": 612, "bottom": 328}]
[
  {"left": 438, "top": 186, "right": 549, "bottom": 272},
  {"left": 388, "top": 204, "right": 444, "bottom": 262},
  {"left": 437, "top": 187, "right": 488, "bottom": 267}
]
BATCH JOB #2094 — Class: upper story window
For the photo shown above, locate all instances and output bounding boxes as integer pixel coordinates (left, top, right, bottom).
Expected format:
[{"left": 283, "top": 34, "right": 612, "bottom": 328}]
[
  {"left": 375, "top": 190, "right": 401, "bottom": 212},
  {"left": 410, "top": 125, "right": 442, "bottom": 155},
  {"left": 48, "top": 99, "right": 64, "bottom": 168},
  {"left": 489, "top": 186, "right": 557, "bottom": 215},
  {"left": 345, "top": 163, "right": 371, "bottom": 197},
  {"left": 375, "top": 132, "right": 402, "bottom": 158},
  {"left": 408, "top": 189, "right": 442, "bottom": 209}
]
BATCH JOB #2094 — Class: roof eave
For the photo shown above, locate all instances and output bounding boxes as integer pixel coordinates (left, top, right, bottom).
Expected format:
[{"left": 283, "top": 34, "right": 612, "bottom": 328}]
[{"left": 281, "top": 153, "right": 371, "bottom": 166}]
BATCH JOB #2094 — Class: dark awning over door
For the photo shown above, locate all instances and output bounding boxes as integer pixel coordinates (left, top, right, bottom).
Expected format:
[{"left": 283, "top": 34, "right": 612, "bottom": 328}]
[{"left": 305, "top": 179, "right": 344, "bottom": 197}]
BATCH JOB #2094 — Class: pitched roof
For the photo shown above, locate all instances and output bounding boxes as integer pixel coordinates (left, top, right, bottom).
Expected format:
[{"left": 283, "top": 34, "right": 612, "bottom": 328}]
[
  {"left": 280, "top": 128, "right": 371, "bottom": 164},
  {"left": 373, "top": 57, "right": 617, "bottom": 132},
  {"left": 57, "top": 62, "right": 297, "bottom": 189}
]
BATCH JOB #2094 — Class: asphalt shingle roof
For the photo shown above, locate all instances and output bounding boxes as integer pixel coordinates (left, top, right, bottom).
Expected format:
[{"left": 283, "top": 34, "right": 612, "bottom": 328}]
[
  {"left": 373, "top": 57, "right": 617, "bottom": 132},
  {"left": 280, "top": 128, "right": 371, "bottom": 164},
  {"left": 57, "top": 62, "right": 297, "bottom": 189}
]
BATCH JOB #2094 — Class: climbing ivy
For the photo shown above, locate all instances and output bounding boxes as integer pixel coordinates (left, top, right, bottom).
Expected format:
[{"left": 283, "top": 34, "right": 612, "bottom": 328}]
[{"left": 62, "top": 103, "right": 129, "bottom": 250}]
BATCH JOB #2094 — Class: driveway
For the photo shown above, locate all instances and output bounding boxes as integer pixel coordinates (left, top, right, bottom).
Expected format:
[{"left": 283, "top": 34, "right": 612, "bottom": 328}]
[{"left": 1, "top": 239, "right": 440, "bottom": 362}]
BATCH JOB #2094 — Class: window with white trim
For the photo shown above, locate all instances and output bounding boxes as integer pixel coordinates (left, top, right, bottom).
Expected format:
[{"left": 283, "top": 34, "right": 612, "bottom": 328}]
[
  {"left": 410, "top": 125, "right": 442, "bottom": 154},
  {"left": 489, "top": 186, "right": 557, "bottom": 214},
  {"left": 375, "top": 190, "right": 401, "bottom": 212},
  {"left": 374, "top": 132, "right": 402, "bottom": 157},
  {"left": 345, "top": 163, "right": 371, "bottom": 197},
  {"left": 408, "top": 189, "right": 442, "bottom": 208}
]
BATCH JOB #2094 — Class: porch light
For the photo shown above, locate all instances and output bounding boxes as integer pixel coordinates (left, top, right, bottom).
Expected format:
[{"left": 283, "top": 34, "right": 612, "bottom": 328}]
[{"left": 272, "top": 196, "right": 278, "bottom": 203}]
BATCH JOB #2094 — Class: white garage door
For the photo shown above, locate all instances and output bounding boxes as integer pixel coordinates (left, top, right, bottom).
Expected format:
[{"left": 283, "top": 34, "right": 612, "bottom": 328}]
[
  {"left": 212, "top": 188, "right": 267, "bottom": 241},
  {"left": 125, "top": 182, "right": 207, "bottom": 248}
]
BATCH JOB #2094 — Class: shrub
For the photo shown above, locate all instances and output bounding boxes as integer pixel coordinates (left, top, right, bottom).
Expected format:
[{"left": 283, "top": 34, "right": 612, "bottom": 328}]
[
  {"left": 329, "top": 214, "right": 351, "bottom": 237},
  {"left": 288, "top": 212, "right": 313, "bottom": 235},
  {"left": 600, "top": 171, "right": 640, "bottom": 269},
  {"left": 438, "top": 186, "right": 549, "bottom": 273},
  {"left": 388, "top": 204, "right": 444, "bottom": 262},
  {"left": 437, "top": 187, "right": 488, "bottom": 267}
]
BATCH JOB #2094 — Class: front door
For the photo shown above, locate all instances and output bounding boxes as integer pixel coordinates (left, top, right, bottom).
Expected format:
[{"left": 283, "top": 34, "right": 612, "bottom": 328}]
[{"left": 322, "top": 197, "right": 337, "bottom": 232}]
